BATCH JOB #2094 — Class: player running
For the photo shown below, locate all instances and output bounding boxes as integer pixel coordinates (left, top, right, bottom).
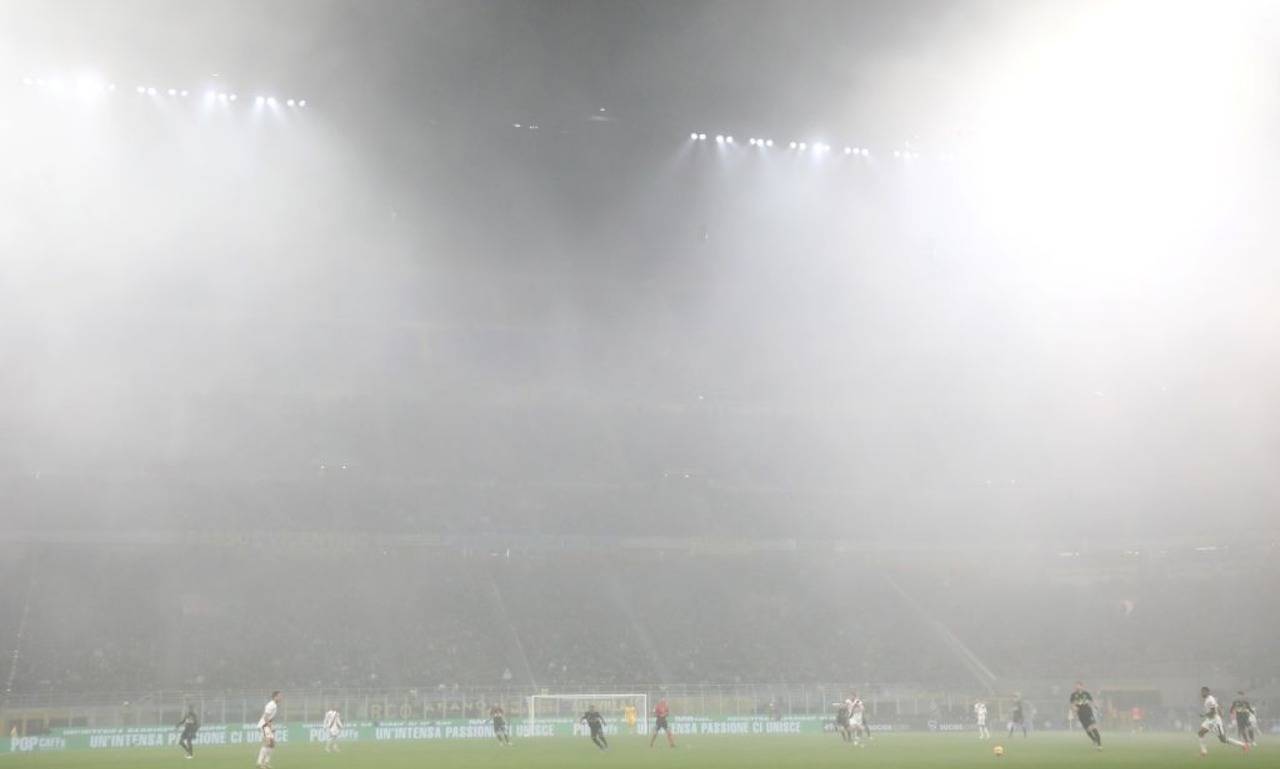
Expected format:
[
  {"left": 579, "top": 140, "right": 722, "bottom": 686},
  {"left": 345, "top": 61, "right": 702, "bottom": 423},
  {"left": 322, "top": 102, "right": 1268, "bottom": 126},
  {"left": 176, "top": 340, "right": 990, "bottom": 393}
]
[
  {"left": 1070, "top": 682, "right": 1103, "bottom": 750},
  {"left": 975, "top": 700, "right": 990, "bottom": 740},
  {"left": 322, "top": 706, "right": 343, "bottom": 753},
  {"left": 1198, "top": 686, "right": 1249, "bottom": 755},
  {"left": 176, "top": 706, "right": 199, "bottom": 759},
  {"left": 256, "top": 691, "right": 281, "bottom": 769},
  {"left": 1230, "top": 691, "right": 1258, "bottom": 748},
  {"left": 649, "top": 698, "right": 675, "bottom": 748},
  {"left": 581, "top": 706, "right": 608, "bottom": 751},
  {"left": 490, "top": 704, "right": 511, "bottom": 745},
  {"left": 1007, "top": 694, "right": 1028, "bottom": 738}
]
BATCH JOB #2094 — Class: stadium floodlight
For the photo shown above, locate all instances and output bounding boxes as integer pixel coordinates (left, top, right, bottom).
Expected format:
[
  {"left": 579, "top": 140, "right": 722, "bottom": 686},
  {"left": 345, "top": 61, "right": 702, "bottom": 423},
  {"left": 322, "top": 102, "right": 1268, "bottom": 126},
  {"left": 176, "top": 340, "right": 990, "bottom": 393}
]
[
  {"left": 765, "top": 139, "right": 774, "bottom": 147},
  {"left": 22, "top": 77, "right": 33, "bottom": 86},
  {"left": 136, "top": 85, "right": 146, "bottom": 94},
  {"left": 168, "top": 88, "right": 177, "bottom": 96},
  {"left": 861, "top": 148, "right": 869, "bottom": 156},
  {"left": 180, "top": 89, "right": 188, "bottom": 96},
  {"left": 286, "top": 98, "right": 295, "bottom": 106},
  {"left": 298, "top": 99, "right": 306, "bottom": 107},
  {"left": 798, "top": 142, "right": 807, "bottom": 150},
  {"left": 108, "top": 83, "right": 117, "bottom": 91},
  {"left": 146, "top": 87, "right": 157, "bottom": 96},
  {"left": 725, "top": 135, "right": 734, "bottom": 143},
  {"left": 266, "top": 96, "right": 277, "bottom": 106},
  {"left": 255, "top": 96, "right": 266, "bottom": 106},
  {"left": 844, "top": 146, "right": 853, "bottom": 154},
  {"left": 690, "top": 132, "right": 699, "bottom": 140},
  {"left": 715, "top": 134, "right": 724, "bottom": 143},
  {"left": 229, "top": 93, "right": 238, "bottom": 101},
  {"left": 893, "top": 150, "right": 901, "bottom": 157},
  {"left": 788, "top": 141, "right": 797, "bottom": 149},
  {"left": 697, "top": 133, "right": 706, "bottom": 140}
]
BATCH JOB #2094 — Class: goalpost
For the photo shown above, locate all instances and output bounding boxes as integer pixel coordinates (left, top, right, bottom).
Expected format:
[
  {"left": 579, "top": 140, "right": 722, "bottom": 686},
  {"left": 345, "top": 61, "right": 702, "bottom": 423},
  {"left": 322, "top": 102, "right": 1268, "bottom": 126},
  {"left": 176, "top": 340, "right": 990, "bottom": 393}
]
[{"left": 527, "top": 693, "right": 649, "bottom": 735}]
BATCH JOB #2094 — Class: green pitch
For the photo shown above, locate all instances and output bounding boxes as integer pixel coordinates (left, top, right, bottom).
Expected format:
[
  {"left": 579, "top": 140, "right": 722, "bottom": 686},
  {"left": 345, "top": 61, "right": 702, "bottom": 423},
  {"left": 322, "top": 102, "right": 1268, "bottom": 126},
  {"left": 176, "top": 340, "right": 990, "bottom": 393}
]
[{"left": 6, "top": 732, "right": 1269, "bottom": 769}]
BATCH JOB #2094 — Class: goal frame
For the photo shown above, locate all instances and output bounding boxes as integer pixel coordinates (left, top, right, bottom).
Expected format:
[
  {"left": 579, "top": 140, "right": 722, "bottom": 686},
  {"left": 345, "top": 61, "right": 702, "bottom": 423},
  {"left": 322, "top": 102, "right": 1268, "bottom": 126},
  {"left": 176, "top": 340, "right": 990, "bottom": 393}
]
[{"left": 527, "top": 693, "right": 649, "bottom": 735}]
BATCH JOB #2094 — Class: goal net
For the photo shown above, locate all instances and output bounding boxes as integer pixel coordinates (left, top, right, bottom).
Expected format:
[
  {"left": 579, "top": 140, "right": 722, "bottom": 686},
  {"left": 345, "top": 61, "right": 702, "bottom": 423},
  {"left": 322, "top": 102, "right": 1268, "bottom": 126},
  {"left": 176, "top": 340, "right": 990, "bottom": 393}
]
[{"left": 528, "top": 693, "right": 649, "bottom": 735}]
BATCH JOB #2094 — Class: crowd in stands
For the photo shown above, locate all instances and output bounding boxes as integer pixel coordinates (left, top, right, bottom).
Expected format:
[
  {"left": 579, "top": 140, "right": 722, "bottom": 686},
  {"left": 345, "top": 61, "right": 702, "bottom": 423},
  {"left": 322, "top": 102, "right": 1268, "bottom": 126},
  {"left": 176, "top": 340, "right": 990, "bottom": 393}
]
[{"left": 1, "top": 542, "right": 1275, "bottom": 700}]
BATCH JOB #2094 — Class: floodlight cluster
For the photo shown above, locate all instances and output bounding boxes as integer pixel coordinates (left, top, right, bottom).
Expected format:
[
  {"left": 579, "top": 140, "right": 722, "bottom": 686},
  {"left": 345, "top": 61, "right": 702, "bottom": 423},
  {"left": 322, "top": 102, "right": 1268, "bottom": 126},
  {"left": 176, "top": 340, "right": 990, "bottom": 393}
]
[
  {"left": 692, "top": 131, "right": 880, "bottom": 158},
  {"left": 21, "top": 74, "right": 309, "bottom": 110}
]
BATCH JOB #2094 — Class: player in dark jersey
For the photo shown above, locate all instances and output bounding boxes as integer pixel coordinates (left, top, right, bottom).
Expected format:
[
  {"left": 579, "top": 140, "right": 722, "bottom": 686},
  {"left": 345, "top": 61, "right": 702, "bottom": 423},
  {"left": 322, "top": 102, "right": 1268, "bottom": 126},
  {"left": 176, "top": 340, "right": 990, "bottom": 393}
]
[
  {"left": 1070, "top": 682, "right": 1103, "bottom": 749},
  {"left": 1007, "top": 695, "right": 1028, "bottom": 738},
  {"left": 1230, "top": 692, "right": 1257, "bottom": 747},
  {"left": 581, "top": 707, "right": 608, "bottom": 751},
  {"left": 176, "top": 706, "right": 199, "bottom": 759},
  {"left": 833, "top": 700, "right": 853, "bottom": 742},
  {"left": 650, "top": 698, "right": 676, "bottom": 747},
  {"left": 489, "top": 704, "right": 511, "bottom": 745}
]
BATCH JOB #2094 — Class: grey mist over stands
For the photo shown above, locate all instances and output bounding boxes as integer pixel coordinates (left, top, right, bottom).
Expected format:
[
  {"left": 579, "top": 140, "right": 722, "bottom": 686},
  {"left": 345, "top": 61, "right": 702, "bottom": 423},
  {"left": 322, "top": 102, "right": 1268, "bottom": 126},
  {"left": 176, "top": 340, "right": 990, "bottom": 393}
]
[{"left": 0, "top": 0, "right": 1278, "bottom": 724}]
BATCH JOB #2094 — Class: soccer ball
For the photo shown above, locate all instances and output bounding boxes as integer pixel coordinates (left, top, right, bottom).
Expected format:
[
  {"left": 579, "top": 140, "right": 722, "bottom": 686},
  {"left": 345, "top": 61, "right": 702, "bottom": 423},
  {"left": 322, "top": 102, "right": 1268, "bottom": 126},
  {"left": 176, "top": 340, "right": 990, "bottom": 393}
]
[{"left": 994, "top": 745, "right": 1005, "bottom": 758}]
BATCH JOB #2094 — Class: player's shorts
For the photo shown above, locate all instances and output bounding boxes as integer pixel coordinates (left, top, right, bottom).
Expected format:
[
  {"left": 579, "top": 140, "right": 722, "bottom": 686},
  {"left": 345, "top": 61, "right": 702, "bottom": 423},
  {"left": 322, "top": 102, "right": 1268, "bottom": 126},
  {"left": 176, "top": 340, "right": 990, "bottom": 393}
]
[
  {"left": 1201, "top": 716, "right": 1225, "bottom": 735},
  {"left": 1078, "top": 710, "right": 1096, "bottom": 729},
  {"left": 493, "top": 719, "right": 507, "bottom": 734},
  {"left": 655, "top": 716, "right": 670, "bottom": 731},
  {"left": 836, "top": 716, "right": 850, "bottom": 728},
  {"left": 1236, "top": 716, "right": 1251, "bottom": 732},
  {"left": 328, "top": 726, "right": 341, "bottom": 738},
  {"left": 181, "top": 727, "right": 198, "bottom": 740},
  {"left": 977, "top": 717, "right": 987, "bottom": 726},
  {"left": 851, "top": 713, "right": 864, "bottom": 727},
  {"left": 261, "top": 725, "right": 275, "bottom": 745}
]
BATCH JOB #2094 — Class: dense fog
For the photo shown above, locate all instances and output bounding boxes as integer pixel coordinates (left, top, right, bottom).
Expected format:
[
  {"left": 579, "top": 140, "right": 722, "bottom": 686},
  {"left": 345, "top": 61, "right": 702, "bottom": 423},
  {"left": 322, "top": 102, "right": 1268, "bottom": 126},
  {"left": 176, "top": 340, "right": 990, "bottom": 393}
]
[{"left": 1, "top": 0, "right": 1278, "bottom": 714}]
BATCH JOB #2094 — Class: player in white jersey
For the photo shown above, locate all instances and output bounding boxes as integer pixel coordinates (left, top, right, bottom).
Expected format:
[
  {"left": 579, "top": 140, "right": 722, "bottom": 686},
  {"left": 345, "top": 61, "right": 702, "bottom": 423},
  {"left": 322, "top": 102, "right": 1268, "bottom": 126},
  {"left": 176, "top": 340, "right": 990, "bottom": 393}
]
[
  {"left": 1198, "top": 687, "right": 1248, "bottom": 756},
  {"left": 322, "top": 707, "right": 343, "bottom": 753},
  {"left": 849, "top": 693, "right": 867, "bottom": 745},
  {"left": 257, "top": 691, "right": 281, "bottom": 769},
  {"left": 974, "top": 701, "right": 990, "bottom": 740}
]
